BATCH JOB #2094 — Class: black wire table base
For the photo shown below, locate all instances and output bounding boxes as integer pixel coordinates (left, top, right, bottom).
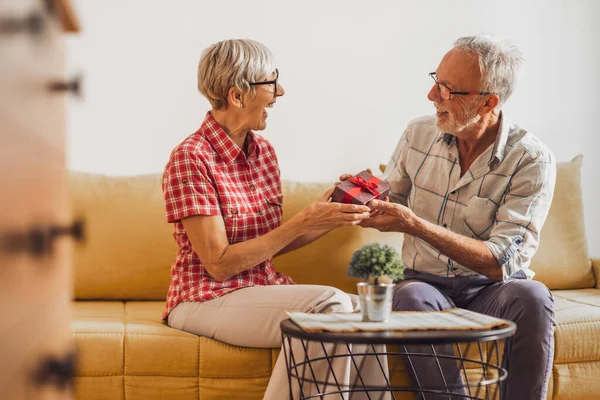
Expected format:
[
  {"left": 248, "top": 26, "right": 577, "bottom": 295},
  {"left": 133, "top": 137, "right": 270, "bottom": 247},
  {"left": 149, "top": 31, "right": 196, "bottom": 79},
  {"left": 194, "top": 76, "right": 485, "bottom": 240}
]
[{"left": 281, "top": 319, "right": 515, "bottom": 400}]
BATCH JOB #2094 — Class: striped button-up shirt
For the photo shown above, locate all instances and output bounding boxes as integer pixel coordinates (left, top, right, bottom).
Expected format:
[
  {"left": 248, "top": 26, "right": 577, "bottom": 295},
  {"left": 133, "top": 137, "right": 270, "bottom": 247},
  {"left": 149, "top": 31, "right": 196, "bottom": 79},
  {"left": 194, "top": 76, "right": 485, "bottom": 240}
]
[{"left": 384, "top": 113, "right": 556, "bottom": 280}]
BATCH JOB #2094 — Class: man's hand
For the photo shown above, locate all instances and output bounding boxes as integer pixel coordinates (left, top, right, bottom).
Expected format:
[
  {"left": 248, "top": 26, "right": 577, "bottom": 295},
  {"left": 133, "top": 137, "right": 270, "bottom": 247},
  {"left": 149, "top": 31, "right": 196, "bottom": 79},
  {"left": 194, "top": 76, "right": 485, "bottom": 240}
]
[
  {"left": 360, "top": 199, "right": 417, "bottom": 233},
  {"left": 338, "top": 168, "right": 373, "bottom": 183}
]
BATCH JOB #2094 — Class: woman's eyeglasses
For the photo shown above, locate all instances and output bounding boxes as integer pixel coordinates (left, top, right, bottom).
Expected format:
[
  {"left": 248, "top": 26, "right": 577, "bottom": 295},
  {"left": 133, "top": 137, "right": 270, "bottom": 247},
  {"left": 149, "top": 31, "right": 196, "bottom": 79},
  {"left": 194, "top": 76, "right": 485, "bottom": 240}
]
[{"left": 249, "top": 69, "right": 279, "bottom": 93}]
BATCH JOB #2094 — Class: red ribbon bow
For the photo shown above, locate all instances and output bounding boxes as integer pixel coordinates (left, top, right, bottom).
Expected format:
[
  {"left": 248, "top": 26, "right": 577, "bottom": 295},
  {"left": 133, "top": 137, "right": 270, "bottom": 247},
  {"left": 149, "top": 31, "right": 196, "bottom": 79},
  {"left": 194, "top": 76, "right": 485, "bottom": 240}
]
[{"left": 348, "top": 175, "right": 380, "bottom": 196}]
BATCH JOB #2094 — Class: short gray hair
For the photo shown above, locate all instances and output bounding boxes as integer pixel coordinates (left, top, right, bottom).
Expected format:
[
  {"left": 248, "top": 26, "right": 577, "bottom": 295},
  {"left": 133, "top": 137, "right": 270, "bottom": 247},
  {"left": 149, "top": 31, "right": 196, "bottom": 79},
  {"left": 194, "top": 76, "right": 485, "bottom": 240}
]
[
  {"left": 454, "top": 34, "right": 524, "bottom": 108},
  {"left": 198, "top": 39, "right": 275, "bottom": 110}
]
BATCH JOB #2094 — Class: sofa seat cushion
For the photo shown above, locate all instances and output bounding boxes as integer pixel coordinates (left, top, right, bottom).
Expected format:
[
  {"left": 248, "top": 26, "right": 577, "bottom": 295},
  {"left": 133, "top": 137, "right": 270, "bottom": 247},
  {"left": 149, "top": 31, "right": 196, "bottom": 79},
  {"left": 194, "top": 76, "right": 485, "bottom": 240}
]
[
  {"left": 552, "top": 289, "right": 600, "bottom": 364},
  {"left": 553, "top": 289, "right": 600, "bottom": 307},
  {"left": 72, "top": 301, "right": 278, "bottom": 400},
  {"left": 71, "top": 301, "right": 509, "bottom": 400},
  {"left": 72, "top": 289, "right": 600, "bottom": 399}
]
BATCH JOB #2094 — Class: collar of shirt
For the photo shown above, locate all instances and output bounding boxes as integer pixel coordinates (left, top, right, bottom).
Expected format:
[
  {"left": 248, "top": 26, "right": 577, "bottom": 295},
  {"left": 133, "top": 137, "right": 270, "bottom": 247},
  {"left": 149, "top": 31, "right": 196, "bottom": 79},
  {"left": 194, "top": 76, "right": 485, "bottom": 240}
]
[
  {"left": 199, "top": 111, "right": 260, "bottom": 164},
  {"left": 436, "top": 111, "right": 511, "bottom": 165}
]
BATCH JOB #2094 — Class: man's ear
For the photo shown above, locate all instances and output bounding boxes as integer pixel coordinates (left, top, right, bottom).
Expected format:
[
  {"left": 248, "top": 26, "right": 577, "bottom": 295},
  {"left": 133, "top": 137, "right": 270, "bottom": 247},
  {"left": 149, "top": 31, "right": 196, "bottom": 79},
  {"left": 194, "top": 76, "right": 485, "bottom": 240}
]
[
  {"left": 480, "top": 94, "right": 500, "bottom": 115},
  {"left": 228, "top": 87, "right": 244, "bottom": 108}
]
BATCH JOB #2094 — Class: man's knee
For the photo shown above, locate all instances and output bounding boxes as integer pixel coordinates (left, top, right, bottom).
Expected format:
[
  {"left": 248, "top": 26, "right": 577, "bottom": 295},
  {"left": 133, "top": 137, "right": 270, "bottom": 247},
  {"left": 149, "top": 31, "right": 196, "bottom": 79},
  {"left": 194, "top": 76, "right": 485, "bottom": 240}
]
[
  {"left": 392, "top": 280, "right": 450, "bottom": 311},
  {"left": 504, "top": 280, "right": 554, "bottom": 324}
]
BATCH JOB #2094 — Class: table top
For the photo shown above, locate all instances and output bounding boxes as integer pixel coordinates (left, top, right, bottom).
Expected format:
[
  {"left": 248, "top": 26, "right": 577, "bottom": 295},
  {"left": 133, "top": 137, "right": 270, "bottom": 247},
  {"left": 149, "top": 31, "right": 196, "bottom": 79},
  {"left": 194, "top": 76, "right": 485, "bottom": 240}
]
[{"left": 280, "top": 318, "right": 516, "bottom": 345}]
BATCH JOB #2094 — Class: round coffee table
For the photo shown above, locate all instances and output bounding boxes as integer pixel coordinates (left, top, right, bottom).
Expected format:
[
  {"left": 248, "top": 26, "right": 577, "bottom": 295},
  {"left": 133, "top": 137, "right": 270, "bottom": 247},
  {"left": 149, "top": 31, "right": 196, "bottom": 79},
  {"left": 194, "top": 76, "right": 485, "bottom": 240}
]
[{"left": 280, "top": 318, "right": 516, "bottom": 400}]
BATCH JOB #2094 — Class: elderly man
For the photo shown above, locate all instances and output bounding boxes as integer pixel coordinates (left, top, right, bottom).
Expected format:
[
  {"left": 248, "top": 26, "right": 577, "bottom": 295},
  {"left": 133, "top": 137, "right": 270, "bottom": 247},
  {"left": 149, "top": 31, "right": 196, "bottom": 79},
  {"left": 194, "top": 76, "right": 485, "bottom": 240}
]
[{"left": 360, "top": 35, "right": 556, "bottom": 399}]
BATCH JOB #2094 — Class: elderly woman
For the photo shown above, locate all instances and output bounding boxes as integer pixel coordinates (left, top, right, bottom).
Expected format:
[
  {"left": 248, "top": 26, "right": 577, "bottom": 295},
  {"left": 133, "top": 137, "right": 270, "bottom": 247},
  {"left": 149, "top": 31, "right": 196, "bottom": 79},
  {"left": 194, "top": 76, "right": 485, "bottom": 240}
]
[{"left": 161, "top": 39, "right": 382, "bottom": 399}]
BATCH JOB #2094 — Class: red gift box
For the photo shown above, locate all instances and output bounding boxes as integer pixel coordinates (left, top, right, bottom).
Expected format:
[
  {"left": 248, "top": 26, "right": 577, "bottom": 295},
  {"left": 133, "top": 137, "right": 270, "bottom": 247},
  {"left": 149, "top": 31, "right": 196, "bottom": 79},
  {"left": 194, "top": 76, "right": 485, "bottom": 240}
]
[{"left": 331, "top": 170, "right": 391, "bottom": 206}]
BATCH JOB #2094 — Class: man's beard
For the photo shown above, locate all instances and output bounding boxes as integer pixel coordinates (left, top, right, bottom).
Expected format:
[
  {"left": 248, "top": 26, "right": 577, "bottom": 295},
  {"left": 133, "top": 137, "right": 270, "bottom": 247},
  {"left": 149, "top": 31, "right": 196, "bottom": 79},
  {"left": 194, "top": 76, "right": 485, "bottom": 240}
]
[{"left": 436, "top": 103, "right": 481, "bottom": 134}]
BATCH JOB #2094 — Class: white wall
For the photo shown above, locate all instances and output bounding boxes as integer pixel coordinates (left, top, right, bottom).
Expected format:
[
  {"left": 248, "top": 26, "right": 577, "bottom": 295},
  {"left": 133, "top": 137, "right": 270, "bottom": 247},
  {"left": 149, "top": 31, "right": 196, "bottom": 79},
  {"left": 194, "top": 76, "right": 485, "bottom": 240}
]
[{"left": 67, "top": 0, "right": 600, "bottom": 255}]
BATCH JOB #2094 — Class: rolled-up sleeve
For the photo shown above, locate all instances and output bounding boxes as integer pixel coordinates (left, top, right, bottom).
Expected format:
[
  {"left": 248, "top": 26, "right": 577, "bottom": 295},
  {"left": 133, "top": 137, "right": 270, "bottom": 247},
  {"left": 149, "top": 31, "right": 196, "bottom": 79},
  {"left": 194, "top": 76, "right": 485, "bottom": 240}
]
[
  {"left": 485, "top": 150, "right": 557, "bottom": 280},
  {"left": 383, "top": 128, "right": 413, "bottom": 206}
]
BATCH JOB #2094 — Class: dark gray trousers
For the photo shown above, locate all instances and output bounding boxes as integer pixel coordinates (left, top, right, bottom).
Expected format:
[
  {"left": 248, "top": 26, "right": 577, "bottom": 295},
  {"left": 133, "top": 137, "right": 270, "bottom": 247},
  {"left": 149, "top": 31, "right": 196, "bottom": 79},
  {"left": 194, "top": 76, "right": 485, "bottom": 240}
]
[{"left": 393, "top": 269, "right": 555, "bottom": 400}]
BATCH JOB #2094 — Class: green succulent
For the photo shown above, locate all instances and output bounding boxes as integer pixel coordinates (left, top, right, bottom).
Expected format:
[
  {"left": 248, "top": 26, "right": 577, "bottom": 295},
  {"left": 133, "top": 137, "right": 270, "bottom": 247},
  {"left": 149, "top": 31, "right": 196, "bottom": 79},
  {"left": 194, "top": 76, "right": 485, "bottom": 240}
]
[{"left": 348, "top": 243, "right": 404, "bottom": 284}]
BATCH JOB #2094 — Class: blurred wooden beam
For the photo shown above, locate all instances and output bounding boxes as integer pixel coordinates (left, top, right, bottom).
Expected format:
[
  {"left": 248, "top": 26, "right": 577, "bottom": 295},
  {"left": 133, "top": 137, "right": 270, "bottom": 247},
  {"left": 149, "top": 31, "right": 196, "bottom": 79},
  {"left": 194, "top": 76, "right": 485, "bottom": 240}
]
[{"left": 54, "top": 0, "right": 80, "bottom": 33}]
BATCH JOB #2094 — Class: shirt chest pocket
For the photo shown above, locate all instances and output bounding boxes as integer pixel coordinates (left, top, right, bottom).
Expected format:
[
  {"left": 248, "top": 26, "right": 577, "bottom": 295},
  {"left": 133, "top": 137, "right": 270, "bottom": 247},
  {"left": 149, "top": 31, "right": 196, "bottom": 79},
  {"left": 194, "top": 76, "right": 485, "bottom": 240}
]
[
  {"left": 263, "top": 195, "right": 283, "bottom": 230},
  {"left": 463, "top": 196, "right": 498, "bottom": 239},
  {"left": 223, "top": 195, "right": 283, "bottom": 242}
]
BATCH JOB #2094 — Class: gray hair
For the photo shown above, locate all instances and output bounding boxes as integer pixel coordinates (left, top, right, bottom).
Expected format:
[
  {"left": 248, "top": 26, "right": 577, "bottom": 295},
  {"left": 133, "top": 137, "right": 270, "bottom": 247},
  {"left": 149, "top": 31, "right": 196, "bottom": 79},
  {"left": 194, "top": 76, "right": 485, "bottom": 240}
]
[
  {"left": 198, "top": 39, "right": 276, "bottom": 110},
  {"left": 454, "top": 34, "right": 524, "bottom": 108}
]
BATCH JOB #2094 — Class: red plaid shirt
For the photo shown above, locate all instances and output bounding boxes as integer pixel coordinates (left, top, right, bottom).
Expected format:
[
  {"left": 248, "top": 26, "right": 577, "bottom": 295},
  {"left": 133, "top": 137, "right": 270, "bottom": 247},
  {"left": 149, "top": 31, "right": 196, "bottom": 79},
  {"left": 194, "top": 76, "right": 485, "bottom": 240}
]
[{"left": 161, "top": 112, "right": 294, "bottom": 320}]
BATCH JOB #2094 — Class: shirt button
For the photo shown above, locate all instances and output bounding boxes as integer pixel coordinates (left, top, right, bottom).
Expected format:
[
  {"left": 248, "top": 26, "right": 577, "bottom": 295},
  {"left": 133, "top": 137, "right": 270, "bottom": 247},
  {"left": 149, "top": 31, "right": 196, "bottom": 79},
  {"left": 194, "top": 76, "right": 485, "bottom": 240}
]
[
  {"left": 249, "top": 184, "right": 256, "bottom": 190},
  {"left": 443, "top": 223, "right": 448, "bottom": 228},
  {"left": 231, "top": 209, "right": 238, "bottom": 215},
  {"left": 258, "top": 210, "right": 264, "bottom": 216}
]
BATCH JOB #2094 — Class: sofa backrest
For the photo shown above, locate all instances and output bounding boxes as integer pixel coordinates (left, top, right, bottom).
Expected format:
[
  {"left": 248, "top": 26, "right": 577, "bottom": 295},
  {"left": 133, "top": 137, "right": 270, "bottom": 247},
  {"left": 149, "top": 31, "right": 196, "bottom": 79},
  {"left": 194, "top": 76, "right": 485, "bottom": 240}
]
[
  {"left": 70, "top": 173, "right": 404, "bottom": 300},
  {"left": 529, "top": 155, "right": 593, "bottom": 289},
  {"left": 71, "top": 173, "right": 176, "bottom": 300},
  {"left": 70, "top": 154, "right": 593, "bottom": 300}
]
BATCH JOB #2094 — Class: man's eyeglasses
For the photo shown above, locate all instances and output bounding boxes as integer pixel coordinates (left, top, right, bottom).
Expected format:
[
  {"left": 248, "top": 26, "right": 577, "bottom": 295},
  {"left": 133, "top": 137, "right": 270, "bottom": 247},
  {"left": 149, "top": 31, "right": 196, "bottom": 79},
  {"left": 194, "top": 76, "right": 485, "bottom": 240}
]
[
  {"left": 429, "top": 72, "right": 493, "bottom": 101},
  {"left": 249, "top": 69, "right": 279, "bottom": 94}
]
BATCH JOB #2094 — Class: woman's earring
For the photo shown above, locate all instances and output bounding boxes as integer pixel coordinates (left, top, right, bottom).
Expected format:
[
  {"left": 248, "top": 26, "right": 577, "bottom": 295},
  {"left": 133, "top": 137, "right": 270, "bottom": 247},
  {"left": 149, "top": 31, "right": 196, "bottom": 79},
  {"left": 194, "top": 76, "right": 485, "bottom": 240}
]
[{"left": 239, "top": 103, "right": 244, "bottom": 108}]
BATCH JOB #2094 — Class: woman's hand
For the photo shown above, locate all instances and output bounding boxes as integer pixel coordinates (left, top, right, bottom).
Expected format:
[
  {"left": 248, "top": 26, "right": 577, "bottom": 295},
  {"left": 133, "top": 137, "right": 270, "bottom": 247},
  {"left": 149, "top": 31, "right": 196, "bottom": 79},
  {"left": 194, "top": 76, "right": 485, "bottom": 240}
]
[{"left": 298, "top": 187, "right": 371, "bottom": 231}]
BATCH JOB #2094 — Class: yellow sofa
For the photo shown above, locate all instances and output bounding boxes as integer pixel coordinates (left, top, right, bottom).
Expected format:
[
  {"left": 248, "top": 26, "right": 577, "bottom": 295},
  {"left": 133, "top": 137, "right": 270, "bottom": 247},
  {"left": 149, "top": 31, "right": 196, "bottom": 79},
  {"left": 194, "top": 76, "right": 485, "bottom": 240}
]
[{"left": 70, "top": 155, "right": 599, "bottom": 400}]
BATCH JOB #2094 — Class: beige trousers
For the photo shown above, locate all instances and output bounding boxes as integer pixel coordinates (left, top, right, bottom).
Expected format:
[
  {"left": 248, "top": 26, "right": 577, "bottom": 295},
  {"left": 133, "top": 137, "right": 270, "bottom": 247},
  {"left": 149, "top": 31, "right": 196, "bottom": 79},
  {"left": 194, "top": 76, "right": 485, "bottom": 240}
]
[{"left": 168, "top": 285, "right": 390, "bottom": 400}]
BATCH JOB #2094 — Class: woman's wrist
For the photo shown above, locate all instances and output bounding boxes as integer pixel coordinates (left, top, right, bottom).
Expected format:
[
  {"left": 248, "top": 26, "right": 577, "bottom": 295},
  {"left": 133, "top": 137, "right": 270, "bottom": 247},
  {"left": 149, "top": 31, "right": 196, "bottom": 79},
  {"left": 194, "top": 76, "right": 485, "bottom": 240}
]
[{"left": 287, "top": 210, "right": 311, "bottom": 236}]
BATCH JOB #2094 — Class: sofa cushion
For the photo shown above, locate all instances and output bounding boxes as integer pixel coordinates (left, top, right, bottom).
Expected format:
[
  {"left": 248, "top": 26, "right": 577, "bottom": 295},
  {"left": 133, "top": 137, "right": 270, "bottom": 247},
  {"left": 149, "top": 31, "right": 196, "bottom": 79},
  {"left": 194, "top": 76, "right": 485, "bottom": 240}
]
[
  {"left": 530, "top": 155, "right": 593, "bottom": 289},
  {"left": 73, "top": 300, "right": 518, "bottom": 400},
  {"left": 552, "top": 289, "right": 600, "bottom": 364},
  {"left": 70, "top": 173, "right": 176, "bottom": 300},
  {"left": 551, "top": 361, "right": 600, "bottom": 400},
  {"left": 72, "top": 301, "right": 277, "bottom": 400}
]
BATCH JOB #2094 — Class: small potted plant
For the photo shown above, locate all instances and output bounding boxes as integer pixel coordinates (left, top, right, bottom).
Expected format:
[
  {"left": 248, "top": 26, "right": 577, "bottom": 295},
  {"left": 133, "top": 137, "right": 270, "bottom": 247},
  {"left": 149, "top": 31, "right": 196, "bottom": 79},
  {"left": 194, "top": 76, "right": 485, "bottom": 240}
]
[{"left": 348, "top": 243, "right": 405, "bottom": 322}]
